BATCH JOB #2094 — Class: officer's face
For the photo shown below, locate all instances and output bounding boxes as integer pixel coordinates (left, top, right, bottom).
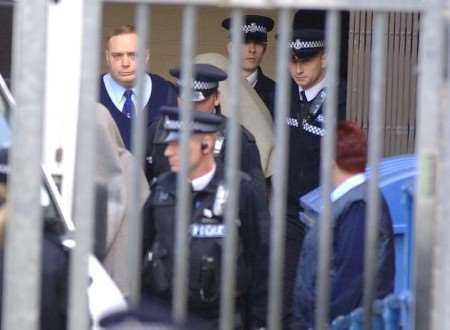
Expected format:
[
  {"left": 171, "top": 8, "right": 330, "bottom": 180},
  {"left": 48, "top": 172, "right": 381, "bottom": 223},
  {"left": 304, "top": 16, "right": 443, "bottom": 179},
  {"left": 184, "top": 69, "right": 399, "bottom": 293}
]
[
  {"left": 233, "top": 40, "right": 266, "bottom": 74},
  {"left": 105, "top": 33, "right": 149, "bottom": 88},
  {"left": 289, "top": 52, "right": 326, "bottom": 90},
  {"left": 164, "top": 135, "right": 204, "bottom": 174},
  {"left": 192, "top": 92, "right": 220, "bottom": 113}
]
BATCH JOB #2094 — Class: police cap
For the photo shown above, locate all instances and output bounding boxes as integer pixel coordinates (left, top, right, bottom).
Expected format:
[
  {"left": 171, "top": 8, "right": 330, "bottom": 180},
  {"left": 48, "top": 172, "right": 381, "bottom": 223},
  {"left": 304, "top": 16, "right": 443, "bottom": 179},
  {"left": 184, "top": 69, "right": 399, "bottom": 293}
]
[
  {"left": 222, "top": 14, "right": 274, "bottom": 43},
  {"left": 169, "top": 64, "right": 227, "bottom": 102},
  {"left": 289, "top": 29, "right": 325, "bottom": 60},
  {"left": 292, "top": 9, "right": 326, "bottom": 31},
  {"left": 160, "top": 106, "right": 223, "bottom": 144}
]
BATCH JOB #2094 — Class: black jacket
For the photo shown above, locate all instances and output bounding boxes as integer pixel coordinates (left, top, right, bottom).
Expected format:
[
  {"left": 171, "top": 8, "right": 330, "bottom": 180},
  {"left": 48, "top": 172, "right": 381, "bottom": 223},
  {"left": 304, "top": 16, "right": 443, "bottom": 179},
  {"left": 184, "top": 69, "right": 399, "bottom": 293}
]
[
  {"left": 286, "top": 80, "right": 347, "bottom": 218},
  {"left": 144, "top": 115, "right": 266, "bottom": 194},
  {"left": 253, "top": 67, "right": 276, "bottom": 117},
  {"left": 0, "top": 233, "right": 69, "bottom": 330},
  {"left": 293, "top": 180, "right": 395, "bottom": 328},
  {"left": 141, "top": 165, "right": 270, "bottom": 328}
]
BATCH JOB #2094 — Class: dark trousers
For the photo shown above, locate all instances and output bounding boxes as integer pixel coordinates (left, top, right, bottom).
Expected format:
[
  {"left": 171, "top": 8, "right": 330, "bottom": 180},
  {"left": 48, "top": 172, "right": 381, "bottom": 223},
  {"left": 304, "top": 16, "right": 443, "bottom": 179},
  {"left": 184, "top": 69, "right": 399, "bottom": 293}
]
[{"left": 282, "top": 211, "right": 306, "bottom": 329}]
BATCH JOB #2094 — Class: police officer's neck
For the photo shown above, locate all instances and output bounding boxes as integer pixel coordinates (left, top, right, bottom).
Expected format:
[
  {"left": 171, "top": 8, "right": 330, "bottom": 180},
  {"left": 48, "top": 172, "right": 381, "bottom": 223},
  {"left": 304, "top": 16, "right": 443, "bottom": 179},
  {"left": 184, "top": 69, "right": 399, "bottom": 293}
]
[{"left": 189, "top": 157, "right": 216, "bottom": 181}]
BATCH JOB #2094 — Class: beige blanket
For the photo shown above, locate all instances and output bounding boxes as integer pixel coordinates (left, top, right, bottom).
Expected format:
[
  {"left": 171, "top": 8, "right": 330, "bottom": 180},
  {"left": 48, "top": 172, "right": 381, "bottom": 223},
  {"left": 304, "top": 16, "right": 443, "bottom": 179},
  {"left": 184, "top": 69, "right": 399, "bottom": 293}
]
[{"left": 195, "top": 53, "right": 274, "bottom": 178}]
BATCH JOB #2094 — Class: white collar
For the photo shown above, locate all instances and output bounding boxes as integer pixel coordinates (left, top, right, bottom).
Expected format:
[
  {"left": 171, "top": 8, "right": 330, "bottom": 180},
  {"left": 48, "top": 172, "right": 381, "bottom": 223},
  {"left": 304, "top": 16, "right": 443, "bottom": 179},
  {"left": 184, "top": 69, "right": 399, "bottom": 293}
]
[
  {"left": 298, "top": 76, "right": 326, "bottom": 102},
  {"left": 191, "top": 164, "right": 216, "bottom": 191},
  {"left": 246, "top": 70, "right": 258, "bottom": 88},
  {"left": 103, "top": 73, "right": 152, "bottom": 112},
  {"left": 331, "top": 173, "right": 366, "bottom": 202}
]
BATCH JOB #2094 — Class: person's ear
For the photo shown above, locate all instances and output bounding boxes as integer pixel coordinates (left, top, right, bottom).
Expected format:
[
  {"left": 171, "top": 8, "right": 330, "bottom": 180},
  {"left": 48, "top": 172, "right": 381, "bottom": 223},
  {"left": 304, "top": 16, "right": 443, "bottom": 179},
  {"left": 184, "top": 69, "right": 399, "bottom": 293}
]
[
  {"left": 226, "top": 41, "right": 232, "bottom": 55},
  {"left": 144, "top": 49, "right": 150, "bottom": 65},
  {"left": 105, "top": 49, "right": 111, "bottom": 66},
  {"left": 320, "top": 52, "right": 327, "bottom": 69},
  {"left": 214, "top": 91, "right": 221, "bottom": 107},
  {"left": 200, "top": 140, "right": 209, "bottom": 153}
]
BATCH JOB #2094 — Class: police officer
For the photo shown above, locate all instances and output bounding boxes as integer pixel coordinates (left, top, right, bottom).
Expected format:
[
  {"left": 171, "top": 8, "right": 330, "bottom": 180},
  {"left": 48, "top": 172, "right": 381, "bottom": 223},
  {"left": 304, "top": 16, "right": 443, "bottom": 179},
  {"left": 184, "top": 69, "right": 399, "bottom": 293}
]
[
  {"left": 222, "top": 15, "right": 276, "bottom": 116},
  {"left": 283, "top": 10, "right": 347, "bottom": 326},
  {"left": 144, "top": 64, "right": 266, "bottom": 196},
  {"left": 141, "top": 106, "right": 270, "bottom": 329}
]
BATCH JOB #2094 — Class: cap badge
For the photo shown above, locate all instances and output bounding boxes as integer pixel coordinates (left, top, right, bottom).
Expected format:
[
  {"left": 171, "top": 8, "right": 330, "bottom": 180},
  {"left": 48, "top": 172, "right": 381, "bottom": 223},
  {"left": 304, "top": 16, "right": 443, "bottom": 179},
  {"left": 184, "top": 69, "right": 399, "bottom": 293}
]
[{"left": 242, "top": 22, "right": 267, "bottom": 34}]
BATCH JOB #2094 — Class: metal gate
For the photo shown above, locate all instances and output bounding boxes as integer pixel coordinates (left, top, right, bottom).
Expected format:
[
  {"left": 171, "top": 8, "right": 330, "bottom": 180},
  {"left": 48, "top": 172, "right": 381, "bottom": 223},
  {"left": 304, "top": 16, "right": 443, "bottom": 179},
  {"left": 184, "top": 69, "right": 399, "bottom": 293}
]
[{"left": 2, "top": 0, "right": 450, "bottom": 330}]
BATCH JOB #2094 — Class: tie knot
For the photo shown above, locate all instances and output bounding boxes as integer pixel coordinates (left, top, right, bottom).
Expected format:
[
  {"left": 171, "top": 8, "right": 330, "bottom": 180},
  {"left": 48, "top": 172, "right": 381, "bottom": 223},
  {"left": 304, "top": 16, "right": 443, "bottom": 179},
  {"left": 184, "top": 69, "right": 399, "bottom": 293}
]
[
  {"left": 300, "top": 90, "right": 307, "bottom": 102},
  {"left": 124, "top": 89, "right": 133, "bottom": 98}
]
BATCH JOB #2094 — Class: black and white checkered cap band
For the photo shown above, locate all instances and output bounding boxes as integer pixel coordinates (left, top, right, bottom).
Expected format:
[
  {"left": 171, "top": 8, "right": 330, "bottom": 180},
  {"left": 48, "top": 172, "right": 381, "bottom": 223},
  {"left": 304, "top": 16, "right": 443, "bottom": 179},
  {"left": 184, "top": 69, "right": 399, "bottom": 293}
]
[
  {"left": 177, "top": 80, "right": 218, "bottom": 91},
  {"left": 241, "top": 22, "right": 267, "bottom": 34},
  {"left": 289, "top": 39, "right": 324, "bottom": 50},
  {"left": 163, "top": 117, "right": 217, "bottom": 134}
]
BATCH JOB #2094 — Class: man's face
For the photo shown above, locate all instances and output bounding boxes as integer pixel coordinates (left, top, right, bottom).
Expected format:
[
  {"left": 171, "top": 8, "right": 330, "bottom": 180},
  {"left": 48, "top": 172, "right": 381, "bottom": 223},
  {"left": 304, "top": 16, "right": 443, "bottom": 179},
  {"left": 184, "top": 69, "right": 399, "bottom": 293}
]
[
  {"left": 230, "top": 40, "right": 266, "bottom": 75},
  {"left": 105, "top": 33, "right": 149, "bottom": 88},
  {"left": 289, "top": 52, "right": 326, "bottom": 90},
  {"left": 164, "top": 135, "right": 204, "bottom": 174}
]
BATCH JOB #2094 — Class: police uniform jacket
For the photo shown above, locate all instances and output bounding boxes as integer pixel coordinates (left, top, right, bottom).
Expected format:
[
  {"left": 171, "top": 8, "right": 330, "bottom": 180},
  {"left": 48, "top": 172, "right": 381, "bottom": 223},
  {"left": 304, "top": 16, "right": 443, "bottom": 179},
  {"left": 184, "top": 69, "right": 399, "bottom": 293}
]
[
  {"left": 141, "top": 165, "right": 270, "bottom": 328},
  {"left": 253, "top": 67, "right": 276, "bottom": 117},
  {"left": 293, "top": 180, "right": 395, "bottom": 328},
  {"left": 144, "top": 115, "right": 266, "bottom": 195},
  {"left": 286, "top": 80, "right": 346, "bottom": 218}
]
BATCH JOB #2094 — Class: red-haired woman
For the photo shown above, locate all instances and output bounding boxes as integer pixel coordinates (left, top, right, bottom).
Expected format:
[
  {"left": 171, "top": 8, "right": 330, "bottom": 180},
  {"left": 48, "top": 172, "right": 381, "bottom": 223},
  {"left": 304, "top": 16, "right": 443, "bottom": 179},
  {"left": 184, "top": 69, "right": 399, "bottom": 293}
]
[{"left": 292, "top": 121, "right": 395, "bottom": 329}]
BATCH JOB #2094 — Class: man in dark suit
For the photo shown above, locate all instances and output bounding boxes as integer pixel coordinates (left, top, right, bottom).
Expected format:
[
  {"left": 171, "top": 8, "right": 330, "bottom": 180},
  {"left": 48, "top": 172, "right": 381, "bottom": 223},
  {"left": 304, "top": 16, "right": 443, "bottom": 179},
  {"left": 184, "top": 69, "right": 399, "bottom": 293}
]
[
  {"left": 222, "top": 15, "right": 276, "bottom": 117},
  {"left": 99, "top": 24, "right": 177, "bottom": 150}
]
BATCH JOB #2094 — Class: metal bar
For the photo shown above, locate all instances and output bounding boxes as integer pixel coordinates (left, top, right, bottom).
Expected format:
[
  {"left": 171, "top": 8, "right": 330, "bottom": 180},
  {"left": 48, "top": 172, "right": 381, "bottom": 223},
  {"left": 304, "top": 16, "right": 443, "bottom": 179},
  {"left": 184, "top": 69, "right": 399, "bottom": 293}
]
[
  {"left": 127, "top": 3, "right": 150, "bottom": 305},
  {"left": 356, "top": 12, "right": 366, "bottom": 129},
  {"left": 431, "top": 16, "right": 450, "bottom": 327},
  {"left": 390, "top": 13, "right": 401, "bottom": 155},
  {"left": 397, "top": 13, "right": 408, "bottom": 154},
  {"left": 67, "top": 1, "right": 103, "bottom": 330},
  {"left": 412, "top": 3, "right": 443, "bottom": 330},
  {"left": 362, "top": 13, "right": 387, "bottom": 330},
  {"left": 362, "top": 12, "right": 373, "bottom": 137},
  {"left": 173, "top": 4, "right": 197, "bottom": 325},
  {"left": 403, "top": 13, "right": 413, "bottom": 153},
  {"left": 219, "top": 9, "right": 243, "bottom": 330},
  {"left": 346, "top": 11, "right": 356, "bottom": 121},
  {"left": 384, "top": 13, "right": 395, "bottom": 156},
  {"left": 267, "top": 8, "right": 291, "bottom": 330},
  {"left": 2, "top": 1, "right": 47, "bottom": 329},
  {"left": 315, "top": 10, "right": 340, "bottom": 330},
  {"left": 407, "top": 13, "right": 420, "bottom": 153},
  {"left": 103, "top": 0, "right": 428, "bottom": 12}
]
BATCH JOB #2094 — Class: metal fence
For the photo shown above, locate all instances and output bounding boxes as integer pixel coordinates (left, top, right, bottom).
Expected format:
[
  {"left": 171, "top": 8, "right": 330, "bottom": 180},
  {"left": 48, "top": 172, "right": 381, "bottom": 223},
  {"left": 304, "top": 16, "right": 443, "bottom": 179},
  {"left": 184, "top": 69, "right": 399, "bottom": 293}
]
[{"left": 2, "top": 0, "right": 450, "bottom": 330}]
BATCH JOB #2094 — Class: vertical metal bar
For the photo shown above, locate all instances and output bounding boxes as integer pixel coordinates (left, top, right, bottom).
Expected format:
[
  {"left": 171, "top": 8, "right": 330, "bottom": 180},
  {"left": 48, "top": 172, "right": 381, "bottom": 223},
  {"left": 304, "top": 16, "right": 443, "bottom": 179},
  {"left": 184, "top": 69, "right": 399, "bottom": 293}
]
[
  {"left": 2, "top": 1, "right": 47, "bottom": 329},
  {"left": 431, "top": 14, "right": 450, "bottom": 328},
  {"left": 173, "top": 4, "right": 196, "bottom": 325},
  {"left": 68, "top": 1, "right": 102, "bottom": 330},
  {"left": 412, "top": 2, "right": 443, "bottom": 330},
  {"left": 346, "top": 11, "right": 356, "bottom": 121},
  {"left": 315, "top": 11, "right": 340, "bottom": 330},
  {"left": 219, "top": 9, "right": 243, "bottom": 330},
  {"left": 268, "top": 8, "right": 292, "bottom": 330},
  {"left": 362, "top": 13, "right": 387, "bottom": 330},
  {"left": 127, "top": 3, "right": 150, "bottom": 305},
  {"left": 407, "top": 13, "right": 420, "bottom": 153}
]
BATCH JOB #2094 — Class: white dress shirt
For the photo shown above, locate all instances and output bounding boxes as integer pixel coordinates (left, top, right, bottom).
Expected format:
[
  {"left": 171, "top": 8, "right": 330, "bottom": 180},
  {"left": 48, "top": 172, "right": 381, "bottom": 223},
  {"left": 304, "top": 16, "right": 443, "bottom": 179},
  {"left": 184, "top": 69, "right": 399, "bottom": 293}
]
[
  {"left": 298, "top": 76, "right": 326, "bottom": 102},
  {"left": 246, "top": 70, "right": 258, "bottom": 88},
  {"left": 191, "top": 164, "right": 216, "bottom": 191},
  {"left": 331, "top": 173, "right": 366, "bottom": 202},
  {"left": 103, "top": 73, "right": 152, "bottom": 113}
]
